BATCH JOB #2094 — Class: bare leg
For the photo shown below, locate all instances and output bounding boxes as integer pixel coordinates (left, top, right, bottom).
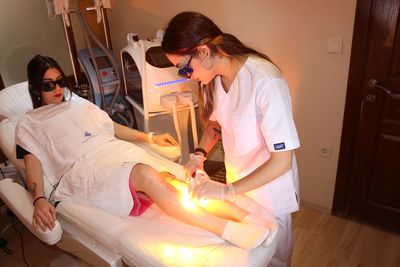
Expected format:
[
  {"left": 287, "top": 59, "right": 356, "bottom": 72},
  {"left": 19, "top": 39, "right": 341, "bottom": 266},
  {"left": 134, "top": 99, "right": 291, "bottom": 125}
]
[
  {"left": 161, "top": 173, "right": 249, "bottom": 222},
  {"left": 159, "top": 170, "right": 279, "bottom": 247},
  {"left": 131, "top": 164, "right": 227, "bottom": 236},
  {"left": 131, "top": 164, "right": 271, "bottom": 249}
]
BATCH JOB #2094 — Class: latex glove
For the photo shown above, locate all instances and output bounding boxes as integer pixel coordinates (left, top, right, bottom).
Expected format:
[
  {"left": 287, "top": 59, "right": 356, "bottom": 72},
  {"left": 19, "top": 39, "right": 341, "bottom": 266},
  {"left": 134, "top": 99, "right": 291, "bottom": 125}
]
[
  {"left": 32, "top": 198, "right": 57, "bottom": 232},
  {"left": 190, "top": 177, "right": 235, "bottom": 200},
  {"left": 151, "top": 133, "right": 178, "bottom": 146},
  {"left": 184, "top": 153, "right": 206, "bottom": 179},
  {"left": 188, "top": 169, "right": 210, "bottom": 191}
]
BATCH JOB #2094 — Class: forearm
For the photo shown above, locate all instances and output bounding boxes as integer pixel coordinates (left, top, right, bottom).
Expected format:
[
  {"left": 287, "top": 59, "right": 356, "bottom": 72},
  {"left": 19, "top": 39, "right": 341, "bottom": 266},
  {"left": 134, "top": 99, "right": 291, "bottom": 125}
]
[
  {"left": 24, "top": 154, "right": 46, "bottom": 199},
  {"left": 232, "top": 150, "right": 293, "bottom": 194},
  {"left": 198, "top": 121, "right": 221, "bottom": 155},
  {"left": 113, "top": 122, "right": 148, "bottom": 142}
]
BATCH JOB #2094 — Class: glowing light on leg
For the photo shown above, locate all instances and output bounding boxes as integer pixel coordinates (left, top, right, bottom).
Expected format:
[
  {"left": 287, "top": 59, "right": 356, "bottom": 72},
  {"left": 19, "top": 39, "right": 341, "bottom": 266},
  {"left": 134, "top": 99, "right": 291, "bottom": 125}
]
[{"left": 168, "top": 179, "right": 212, "bottom": 210}]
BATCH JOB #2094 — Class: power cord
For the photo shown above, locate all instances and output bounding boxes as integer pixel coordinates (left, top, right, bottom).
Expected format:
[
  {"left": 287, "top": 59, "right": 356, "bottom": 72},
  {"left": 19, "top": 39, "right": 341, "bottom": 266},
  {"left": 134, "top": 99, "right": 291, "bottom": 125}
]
[
  {"left": 8, "top": 210, "right": 30, "bottom": 267},
  {"left": 0, "top": 161, "right": 30, "bottom": 266},
  {"left": 0, "top": 236, "right": 11, "bottom": 255},
  {"left": 0, "top": 162, "right": 18, "bottom": 179}
]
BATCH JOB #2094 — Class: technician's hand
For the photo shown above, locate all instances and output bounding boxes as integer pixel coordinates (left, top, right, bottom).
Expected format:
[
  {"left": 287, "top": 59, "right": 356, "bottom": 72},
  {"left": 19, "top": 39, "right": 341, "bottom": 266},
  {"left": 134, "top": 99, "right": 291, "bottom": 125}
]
[
  {"left": 184, "top": 153, "right": 206, "bottom": 178},
  {"left": 32, "top": 198, "right": 56, "bottom": 232},
  {"left": 152, "top": 133, "right": 178, "bottom": 146},
  {"left": 190, "top": 178, "right": 235, "bottom": 200},
  {"left": 188, "top": 169, "right": 210, "bottom": 191}
]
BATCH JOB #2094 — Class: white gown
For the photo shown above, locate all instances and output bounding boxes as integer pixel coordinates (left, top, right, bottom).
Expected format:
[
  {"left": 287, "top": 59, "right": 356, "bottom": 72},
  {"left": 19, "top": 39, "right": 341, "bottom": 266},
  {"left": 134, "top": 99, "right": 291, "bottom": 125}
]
[{"left": 16, "top": 97, "right": 185, "bottom": 215}]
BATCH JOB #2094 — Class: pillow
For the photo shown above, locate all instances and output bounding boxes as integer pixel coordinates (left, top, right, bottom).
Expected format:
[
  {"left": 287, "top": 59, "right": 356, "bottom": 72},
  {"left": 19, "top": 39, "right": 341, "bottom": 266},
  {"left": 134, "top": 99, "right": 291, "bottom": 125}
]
[{"left": 0, "top": 81, "right": 33, "bottom": 123}]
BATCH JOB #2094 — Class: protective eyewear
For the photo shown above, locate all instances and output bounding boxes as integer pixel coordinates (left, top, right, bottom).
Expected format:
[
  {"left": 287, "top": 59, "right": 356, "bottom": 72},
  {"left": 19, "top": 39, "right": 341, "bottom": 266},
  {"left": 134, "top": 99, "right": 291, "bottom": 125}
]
[
  {"left": 41, "top": 77, "right": 67, "bottom": 92},
  {"left": 177, "top": 55, "right": 193, "bottom": 79}
]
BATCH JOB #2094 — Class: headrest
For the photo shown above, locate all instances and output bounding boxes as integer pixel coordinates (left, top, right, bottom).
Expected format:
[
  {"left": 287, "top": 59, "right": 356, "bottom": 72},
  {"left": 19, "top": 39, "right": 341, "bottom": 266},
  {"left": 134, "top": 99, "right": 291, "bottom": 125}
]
[{"left": 0, "top": 81, "right": 33, "bottom": 123}]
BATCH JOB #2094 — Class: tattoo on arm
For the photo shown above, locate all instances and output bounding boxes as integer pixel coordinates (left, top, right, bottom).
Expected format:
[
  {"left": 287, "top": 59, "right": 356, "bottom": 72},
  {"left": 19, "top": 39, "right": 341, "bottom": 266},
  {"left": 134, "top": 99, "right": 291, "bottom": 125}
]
[
  {"left": 30, "top": 182, "right": 37, "bottom": 198},
  {"left": 213, "top": 127, "right": 221, "bottom": 139},
  {"left": 213, "top": 127, "right": 221, "bottom": 134}
]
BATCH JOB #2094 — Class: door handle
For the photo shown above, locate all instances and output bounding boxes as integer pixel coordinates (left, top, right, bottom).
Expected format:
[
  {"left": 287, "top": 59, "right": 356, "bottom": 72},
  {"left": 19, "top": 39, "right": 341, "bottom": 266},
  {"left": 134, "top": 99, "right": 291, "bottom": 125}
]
[{"left": 367, "top": 79, "right": 392, "bottom": 94}]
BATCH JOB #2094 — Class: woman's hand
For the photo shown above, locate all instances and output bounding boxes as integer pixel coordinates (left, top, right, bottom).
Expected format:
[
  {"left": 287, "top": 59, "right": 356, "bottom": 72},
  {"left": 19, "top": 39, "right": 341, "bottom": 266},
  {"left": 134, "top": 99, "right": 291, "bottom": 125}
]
[
  {"left": 32, "top": 198, "right": 56, "bottom": 232},
  {"left": 184, "top": 153, "right": 206, "bottom": 179},
  {"left": 151, "top": 133, "right": 178, "bottom": 146}
]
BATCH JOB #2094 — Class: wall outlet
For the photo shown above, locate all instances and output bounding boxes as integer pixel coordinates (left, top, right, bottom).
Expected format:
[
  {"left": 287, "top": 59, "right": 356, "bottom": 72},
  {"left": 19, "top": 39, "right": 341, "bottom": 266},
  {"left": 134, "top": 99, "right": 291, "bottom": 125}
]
[
  {"left": 327, "top": 38, "right": 343, "bottom": 53},
  {"left": 319, "top": 145, "right": 333, "bottom": 158}
]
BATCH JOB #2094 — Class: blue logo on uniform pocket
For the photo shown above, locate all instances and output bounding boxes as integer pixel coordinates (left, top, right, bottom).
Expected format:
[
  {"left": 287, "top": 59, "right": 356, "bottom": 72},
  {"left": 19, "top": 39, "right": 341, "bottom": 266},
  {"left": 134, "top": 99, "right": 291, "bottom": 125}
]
[{"left": 274, "top": 142, "right": 286, "bottom": 150}]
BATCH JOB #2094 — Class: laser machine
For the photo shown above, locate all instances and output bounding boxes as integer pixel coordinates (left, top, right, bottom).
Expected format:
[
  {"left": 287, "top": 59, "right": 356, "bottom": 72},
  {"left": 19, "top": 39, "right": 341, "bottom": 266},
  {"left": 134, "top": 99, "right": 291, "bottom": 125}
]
[
  {"left": 77, "top": 6, "right": 134, "bottom": 127},
  {"left": 121, "top": 32, "right": 200, "bottom": 162}
]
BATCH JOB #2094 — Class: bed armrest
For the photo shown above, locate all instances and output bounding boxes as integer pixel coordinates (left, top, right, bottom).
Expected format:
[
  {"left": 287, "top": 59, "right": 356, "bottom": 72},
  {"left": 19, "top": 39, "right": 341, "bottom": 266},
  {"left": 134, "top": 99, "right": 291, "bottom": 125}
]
[
  {"left": 135, "top": 142, "right": 181, "bottom": 162},
  {"left": 0, "top": 178, "right": 62, "bottom": 245}
]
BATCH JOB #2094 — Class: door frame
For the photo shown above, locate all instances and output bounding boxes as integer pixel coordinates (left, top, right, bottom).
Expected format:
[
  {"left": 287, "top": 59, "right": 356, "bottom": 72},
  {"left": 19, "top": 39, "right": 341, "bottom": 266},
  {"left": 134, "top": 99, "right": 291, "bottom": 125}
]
[{"left": 332, "top": 0, "right": 374, "bottom": 216}]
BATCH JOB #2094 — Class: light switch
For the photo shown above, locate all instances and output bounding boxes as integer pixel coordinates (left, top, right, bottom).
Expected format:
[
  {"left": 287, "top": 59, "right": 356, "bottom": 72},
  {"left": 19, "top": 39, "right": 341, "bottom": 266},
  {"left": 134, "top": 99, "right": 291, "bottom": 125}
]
[{"left": 327, "top": 38, "right": 343, "bottom": 53}]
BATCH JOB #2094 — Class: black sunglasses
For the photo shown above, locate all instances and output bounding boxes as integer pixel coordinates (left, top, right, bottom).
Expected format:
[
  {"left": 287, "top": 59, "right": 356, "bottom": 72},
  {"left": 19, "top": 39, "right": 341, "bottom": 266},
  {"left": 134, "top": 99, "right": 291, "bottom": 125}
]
[
  {"left": 41, "top": 77, "right": 67, "bottom": 92},
  {"left": 177, "top": 55, "right": 193, "bottom": 79}
]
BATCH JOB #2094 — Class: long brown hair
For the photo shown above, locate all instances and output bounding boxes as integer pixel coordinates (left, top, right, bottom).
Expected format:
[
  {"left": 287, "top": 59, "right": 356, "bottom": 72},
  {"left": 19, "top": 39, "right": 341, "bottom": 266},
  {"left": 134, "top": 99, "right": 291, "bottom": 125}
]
[{"left": 162, "top": 11, "right": 274, "bottom": 123}]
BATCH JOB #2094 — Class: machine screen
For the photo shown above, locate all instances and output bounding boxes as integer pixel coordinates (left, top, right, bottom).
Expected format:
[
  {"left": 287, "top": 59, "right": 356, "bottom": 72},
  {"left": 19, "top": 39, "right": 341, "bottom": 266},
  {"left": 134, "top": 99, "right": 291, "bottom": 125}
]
[
  {"left": 94, "top": 56, "right": 112, "bottom": 69},
  {"left": 146, "top": 46, "right": 174, "bottom": 68}
]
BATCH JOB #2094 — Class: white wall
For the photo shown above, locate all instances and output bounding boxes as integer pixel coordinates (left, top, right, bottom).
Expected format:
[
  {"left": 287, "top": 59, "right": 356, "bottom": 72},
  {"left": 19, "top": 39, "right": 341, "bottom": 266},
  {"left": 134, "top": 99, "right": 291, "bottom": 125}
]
[
  {"left": 108, "top": 0, "right": 357, "bottom": 211},
  {"left": 0, "top": 0, "right": 358, "bottom": 211},
  {"left": 0, "top": 0, "right": 73, "bottom": 87}
]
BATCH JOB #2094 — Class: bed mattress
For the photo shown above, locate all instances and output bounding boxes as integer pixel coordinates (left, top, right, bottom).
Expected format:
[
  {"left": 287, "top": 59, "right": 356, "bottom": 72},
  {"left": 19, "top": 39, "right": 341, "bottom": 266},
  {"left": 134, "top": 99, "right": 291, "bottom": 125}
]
[{"left": 57, "top": 202, "right": 277, "bottom": 267}]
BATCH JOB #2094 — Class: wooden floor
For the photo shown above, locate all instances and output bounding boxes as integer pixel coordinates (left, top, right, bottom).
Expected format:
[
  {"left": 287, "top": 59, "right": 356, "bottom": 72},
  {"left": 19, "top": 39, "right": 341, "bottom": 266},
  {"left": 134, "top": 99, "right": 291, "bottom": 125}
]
[
  {"left": 1, "top": 205, "right": 399, "bottom": 267},
  {"left": 292, "top": 206, "right": 400, "bottom": 267}
]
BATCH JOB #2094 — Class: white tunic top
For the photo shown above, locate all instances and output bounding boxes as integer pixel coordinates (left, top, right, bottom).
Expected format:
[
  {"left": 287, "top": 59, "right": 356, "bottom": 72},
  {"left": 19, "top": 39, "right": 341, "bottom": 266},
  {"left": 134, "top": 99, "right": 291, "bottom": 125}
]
[
  {"left": 210, "top": 56, "right": 300, "bottom": 216},
  {"left": 15, "top": 97, "right": 186, "bottom": 215}
]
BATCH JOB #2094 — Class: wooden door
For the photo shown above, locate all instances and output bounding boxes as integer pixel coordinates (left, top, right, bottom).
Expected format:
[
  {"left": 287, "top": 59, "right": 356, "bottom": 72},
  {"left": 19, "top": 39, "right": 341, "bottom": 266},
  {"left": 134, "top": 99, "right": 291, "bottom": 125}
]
[{"left": 333, "top": 0, "right": 400, "bottom": 232}]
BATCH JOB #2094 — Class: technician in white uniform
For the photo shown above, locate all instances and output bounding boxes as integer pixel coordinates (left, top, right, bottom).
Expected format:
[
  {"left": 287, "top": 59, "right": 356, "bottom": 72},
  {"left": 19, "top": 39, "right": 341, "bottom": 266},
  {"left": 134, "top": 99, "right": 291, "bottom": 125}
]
[{"left": 162, "top": 12, "right": 300, "bottom": 267}]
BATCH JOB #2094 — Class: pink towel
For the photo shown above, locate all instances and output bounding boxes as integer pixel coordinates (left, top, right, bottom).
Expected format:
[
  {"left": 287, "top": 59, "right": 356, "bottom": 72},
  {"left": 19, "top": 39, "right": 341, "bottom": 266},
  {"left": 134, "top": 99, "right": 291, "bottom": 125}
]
[{"left": 129, "top": 178, "right": 153, "bottom": 216}]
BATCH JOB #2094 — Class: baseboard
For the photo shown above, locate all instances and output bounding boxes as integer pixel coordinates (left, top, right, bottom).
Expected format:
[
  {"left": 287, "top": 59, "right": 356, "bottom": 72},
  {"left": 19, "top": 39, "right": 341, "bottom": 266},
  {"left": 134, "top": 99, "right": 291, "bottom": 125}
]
[{"left": 300, "top": 200, "right": 331, "bottom": 214}]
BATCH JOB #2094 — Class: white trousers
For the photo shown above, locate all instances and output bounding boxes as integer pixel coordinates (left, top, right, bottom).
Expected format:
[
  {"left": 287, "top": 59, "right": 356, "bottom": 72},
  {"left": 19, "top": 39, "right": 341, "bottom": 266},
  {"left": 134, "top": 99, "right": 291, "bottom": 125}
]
[{"left": 268, "top": 214, "right": 293, "bottom": 267}]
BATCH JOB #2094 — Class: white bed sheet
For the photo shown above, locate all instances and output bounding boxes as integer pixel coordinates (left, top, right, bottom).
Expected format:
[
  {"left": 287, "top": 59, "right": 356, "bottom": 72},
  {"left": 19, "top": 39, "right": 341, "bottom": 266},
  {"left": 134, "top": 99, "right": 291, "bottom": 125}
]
[{"left": 57, "top": 202, "right": 277, "bottom": 267}]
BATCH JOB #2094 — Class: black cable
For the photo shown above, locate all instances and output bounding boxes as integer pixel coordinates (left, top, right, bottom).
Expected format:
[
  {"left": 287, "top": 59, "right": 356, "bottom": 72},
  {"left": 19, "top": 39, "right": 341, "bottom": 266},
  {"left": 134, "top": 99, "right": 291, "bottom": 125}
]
[
  {"left": 11, "top": 215, "right": 30, "bottom": 267},
  {"left": 0, "top": 168, "right": 5, "bottom": 179},
  {"left": 0, "top": 237, "right": 11, "bottom": 255},
  {"left": 0, "top": 164, "right": 18, "bottom": 179}
]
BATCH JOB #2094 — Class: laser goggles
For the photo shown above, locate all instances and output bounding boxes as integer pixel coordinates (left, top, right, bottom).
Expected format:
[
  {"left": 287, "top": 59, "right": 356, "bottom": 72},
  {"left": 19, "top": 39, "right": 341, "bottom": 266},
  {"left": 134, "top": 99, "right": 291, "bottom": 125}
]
[
  {"left": 177, "top": 55, "right": 193, "bottom": 79},
  {"left": 40, "top": 77, "right": 67, "bottom": 92}
]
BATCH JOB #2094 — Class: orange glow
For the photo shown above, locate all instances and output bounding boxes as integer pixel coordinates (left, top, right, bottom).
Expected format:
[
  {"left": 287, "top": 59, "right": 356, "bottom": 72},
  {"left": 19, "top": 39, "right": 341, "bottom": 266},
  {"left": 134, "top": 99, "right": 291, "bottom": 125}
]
[
  {"left": 169, "top": 179, "right": 198, "bottom": 210},
  {"left": 159, "top": 244, "right": 212, "bottom": 266},
  {"left": 224, "top": 163, "right": 239, "bottom": 183},
  {"left": 168, "top": 179, "right": 214, "bottom": 211},
  {"left": 178, "top": 247, "right": 195, "bottom": 261}
]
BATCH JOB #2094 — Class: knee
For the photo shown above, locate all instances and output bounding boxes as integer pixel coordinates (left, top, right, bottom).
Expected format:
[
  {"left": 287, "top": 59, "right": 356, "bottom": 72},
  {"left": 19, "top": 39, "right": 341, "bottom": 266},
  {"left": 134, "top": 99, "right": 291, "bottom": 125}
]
[{"left": 131, "top": 164, "right": 164, "bottom": 191}]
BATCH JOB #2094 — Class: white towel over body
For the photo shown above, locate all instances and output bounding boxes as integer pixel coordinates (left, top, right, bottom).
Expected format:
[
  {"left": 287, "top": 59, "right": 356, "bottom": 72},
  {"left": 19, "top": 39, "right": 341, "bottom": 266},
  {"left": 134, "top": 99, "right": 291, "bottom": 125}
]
[{"left": 16, "top": 97, "right": 185, "bottom": 215}]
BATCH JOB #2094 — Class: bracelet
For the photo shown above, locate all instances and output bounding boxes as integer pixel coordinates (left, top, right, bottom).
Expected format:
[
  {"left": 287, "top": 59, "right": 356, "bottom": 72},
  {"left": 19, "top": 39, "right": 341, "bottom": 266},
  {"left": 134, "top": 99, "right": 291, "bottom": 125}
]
[
  {"left": 33, "top": 196, "right": 46, "bottom": 206},
  {"left": 147, "top": 132, "right": 155, "bottom": 143},
  {"left": 194, "top": 147, "right": 207, "bottom": 157}
]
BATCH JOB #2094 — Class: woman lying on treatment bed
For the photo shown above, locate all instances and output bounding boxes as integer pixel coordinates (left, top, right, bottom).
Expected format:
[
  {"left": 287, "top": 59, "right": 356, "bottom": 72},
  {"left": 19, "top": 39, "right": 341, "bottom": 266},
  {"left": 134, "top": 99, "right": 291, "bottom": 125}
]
[{"left": 16, "top": 55, "right": 277, "bottom": 250}]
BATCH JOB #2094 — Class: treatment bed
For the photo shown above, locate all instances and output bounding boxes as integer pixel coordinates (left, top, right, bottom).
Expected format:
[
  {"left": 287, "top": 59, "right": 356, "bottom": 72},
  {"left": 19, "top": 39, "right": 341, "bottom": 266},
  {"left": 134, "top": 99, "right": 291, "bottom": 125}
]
[{"left": 0, "top": 81, "right": 277, "bottom": 267}]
